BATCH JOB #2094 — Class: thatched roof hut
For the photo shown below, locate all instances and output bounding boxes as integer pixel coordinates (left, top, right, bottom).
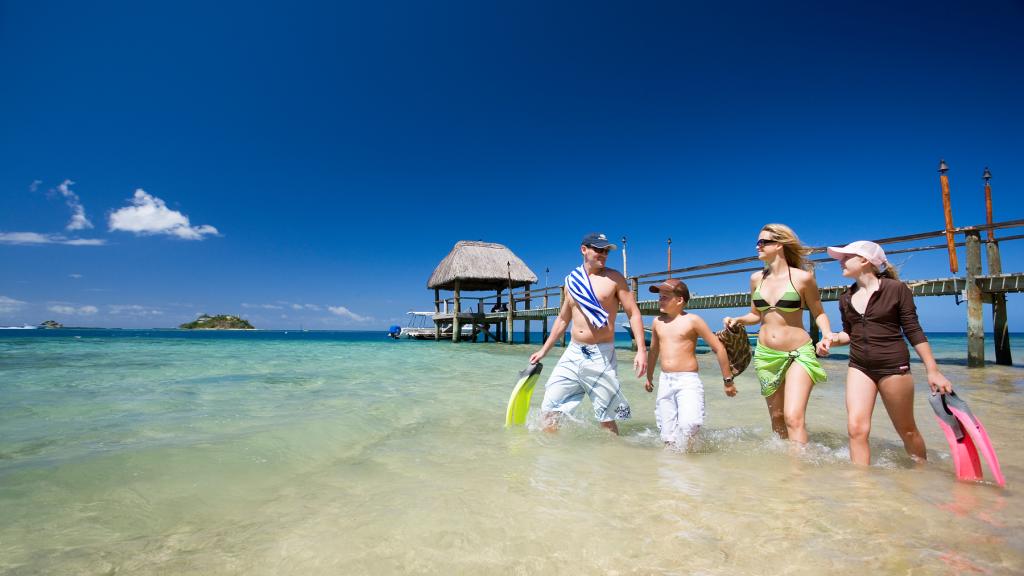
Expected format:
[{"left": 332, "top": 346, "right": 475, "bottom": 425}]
[{"left": 428, "top": 241, "right": 538, "bottom": 292}]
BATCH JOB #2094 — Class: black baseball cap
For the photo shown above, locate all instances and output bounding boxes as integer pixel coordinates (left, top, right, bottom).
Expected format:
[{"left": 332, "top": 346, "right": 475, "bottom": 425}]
[{"left": 581, "top": 233, "right": 617, "bottom": 250}]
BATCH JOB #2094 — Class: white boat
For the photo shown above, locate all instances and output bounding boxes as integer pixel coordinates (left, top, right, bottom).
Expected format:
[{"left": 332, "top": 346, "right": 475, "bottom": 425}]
[{"left": 401, "top": 311, "right": 477, "bottom": 340}]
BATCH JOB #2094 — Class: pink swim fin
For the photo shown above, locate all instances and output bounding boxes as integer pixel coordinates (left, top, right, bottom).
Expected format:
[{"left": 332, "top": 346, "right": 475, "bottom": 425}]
[
  {"left": 929, "top": 393, "right": 983, "bottom": 482},
  {"left": 943, "top": 391, "right": 1005, "bottom": 487}
]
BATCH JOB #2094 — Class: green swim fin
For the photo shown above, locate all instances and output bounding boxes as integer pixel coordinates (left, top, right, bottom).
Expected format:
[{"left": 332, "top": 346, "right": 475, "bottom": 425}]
[{"left": 505, "top": 363, "right": 543, "bottom": 427}]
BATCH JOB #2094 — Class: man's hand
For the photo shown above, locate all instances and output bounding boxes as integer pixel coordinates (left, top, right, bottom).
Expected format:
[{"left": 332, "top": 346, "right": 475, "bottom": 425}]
[
  {"left": 633, "top": 352, "right": 647, "bottom": 378},
  {"left": 644, "top": 377, "right": 654, "bottom": 393},
  {"left": 529, "top": 349, "right": 546, "bottom": 365}
]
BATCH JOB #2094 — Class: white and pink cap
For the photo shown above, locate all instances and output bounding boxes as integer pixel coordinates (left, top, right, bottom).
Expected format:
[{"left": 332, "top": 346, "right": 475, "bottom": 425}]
[{"left": 827, "top": 240, "right": 888, "bottom": 270}]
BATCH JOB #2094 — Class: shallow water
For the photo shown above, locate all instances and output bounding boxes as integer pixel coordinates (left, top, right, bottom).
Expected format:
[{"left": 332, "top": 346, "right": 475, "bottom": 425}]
[{"left": 1, "top": 330, "right": 1022, "bottom": 575}]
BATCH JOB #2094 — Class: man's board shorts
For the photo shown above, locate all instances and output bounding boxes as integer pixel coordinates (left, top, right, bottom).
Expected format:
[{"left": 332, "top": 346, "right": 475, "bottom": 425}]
[
  {"left": 655, "top": 371, "right": 705, "bottom": 444},
  {"left": 540, "top": 341, "right": 631, "bottom": 422}
]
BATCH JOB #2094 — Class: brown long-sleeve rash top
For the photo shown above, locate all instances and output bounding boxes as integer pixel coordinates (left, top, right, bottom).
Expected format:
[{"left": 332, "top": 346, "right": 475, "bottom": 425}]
[{"left": 839, "top": 278, "right": 928, "bottom": 369}]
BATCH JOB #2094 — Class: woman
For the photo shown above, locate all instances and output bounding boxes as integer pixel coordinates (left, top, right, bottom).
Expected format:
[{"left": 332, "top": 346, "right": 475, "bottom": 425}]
[
  {"left": 819, "top": 240, "right": 952, "bottom": 465},
  {"left": 724, "top": 223, "right": 835, "bottom": 443}
]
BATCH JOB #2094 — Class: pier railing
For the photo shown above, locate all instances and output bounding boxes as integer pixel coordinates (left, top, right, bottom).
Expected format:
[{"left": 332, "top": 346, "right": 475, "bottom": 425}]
[{"left": 433, "top": 219, "right": 1022, "bottom": 367}]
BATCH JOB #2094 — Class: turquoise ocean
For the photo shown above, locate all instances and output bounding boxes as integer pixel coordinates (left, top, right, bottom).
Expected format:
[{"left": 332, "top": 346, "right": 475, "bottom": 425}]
[{"left": 1, "top": 329, "right": 1022, "bottom": 574}]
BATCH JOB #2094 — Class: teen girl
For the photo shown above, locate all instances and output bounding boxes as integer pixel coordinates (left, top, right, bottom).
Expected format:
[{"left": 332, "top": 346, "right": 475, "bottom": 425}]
[{"left": 821, "top": 240, "right": 952, "bottom": 464}]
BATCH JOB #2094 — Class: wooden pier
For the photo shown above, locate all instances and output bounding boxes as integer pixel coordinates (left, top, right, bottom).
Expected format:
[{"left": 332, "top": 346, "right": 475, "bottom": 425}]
[{"left": 430, "top": 219, "right": 1023, "bottom": 368}]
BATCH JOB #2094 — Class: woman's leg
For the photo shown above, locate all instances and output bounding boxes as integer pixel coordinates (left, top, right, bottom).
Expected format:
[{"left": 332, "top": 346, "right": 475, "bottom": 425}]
[
  {"left": 782, "top": 363, "right": 814, "bottom": 444},
  {"left": 846, "top": 367, "right": 879, "bottom": 466},
  {"left": 764, "top": 382, "right": 788, "bottom": 439},
  {"left": 877, "top": 372, "right": 926, "bottom": 461}
]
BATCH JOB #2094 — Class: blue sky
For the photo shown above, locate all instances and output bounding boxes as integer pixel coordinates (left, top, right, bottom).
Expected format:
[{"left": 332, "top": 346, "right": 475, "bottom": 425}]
[{"left": 2, "top": 0, "right": 1022, "bottom": 331}]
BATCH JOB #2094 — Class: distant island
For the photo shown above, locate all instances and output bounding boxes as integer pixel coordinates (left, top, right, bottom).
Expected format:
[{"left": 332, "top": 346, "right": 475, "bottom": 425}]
[
  {"left": 39, "top": 320, "right": 64, "bottom": 329},
  {"left": 179, "top": 314, "right": 255, "bottom": 330}
]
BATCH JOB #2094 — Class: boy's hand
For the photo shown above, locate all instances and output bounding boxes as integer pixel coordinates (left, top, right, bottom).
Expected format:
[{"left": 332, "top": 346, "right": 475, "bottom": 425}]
[{"left": 724, "top": 383, "right": 738, "bottom": 397}]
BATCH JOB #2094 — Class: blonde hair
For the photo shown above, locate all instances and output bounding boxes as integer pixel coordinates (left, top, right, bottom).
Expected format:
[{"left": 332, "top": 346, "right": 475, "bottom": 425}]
[
  {"left": 761, "top": 223, "right": 812, "bottom": 271},
  {"left": 876, "top": 263, "right": 900, "bottom": 280}
]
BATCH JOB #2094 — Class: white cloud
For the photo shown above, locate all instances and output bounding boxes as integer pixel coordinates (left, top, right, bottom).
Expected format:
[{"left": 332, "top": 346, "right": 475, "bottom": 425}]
[
  {"left": 108, "top": 189, "right": 218, "bottom": 240},
  {"left": 108, "top": 304, "right": 163, "bottom": 316},
  {"left": 30, "top": 180, "right": 42, "bottom": 193},
  {"left": 328, "top": 305, "right": 369, "bottom": 322},
  {"left": 0, "top": 296, "right": 27, "bottom": 314},
  {"left": 290, "top": 303, "right": 321, "bottom": 311},
  {"left": 48, "top": 304, "right": 97, "bottom": 315},
  {"left": 0, "top": 232, "right": 106, "bottom": 246},
  {"left": 69, "top": 273, "right": 83, "bottom": 279},
  {"left": 56, "top": 180, "right": 93, "bottom": 231},
  {"left": 242, "top": 303, "right": 284, "bottom": 310}
]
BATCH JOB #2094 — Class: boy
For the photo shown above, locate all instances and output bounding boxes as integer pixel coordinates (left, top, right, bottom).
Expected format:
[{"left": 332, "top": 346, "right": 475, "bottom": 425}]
[{"left": 645, "top": 279, "right": 737, "bottom": 449}]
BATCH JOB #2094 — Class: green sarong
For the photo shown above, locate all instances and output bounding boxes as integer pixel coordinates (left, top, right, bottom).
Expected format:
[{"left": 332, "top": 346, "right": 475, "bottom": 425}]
[{"left": 753, "top": 341, "right": 826, "bottom": 397}]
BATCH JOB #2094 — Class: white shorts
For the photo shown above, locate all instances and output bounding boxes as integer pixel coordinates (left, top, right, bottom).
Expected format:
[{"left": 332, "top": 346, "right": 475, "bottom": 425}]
[
  {"left": 540, "top": 341, "right": 631, "bottom": 422},
  {"left": 655, "top": 371, "right": 705, "bottom": 443}
]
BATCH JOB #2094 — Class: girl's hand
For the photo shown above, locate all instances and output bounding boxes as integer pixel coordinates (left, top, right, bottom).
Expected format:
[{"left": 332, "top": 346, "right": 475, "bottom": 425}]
[
  {"left": 723, "top": 317, "right": 739, "bottom": 330},
  {"left": 929, "top": 370, "right": 953, "bottom": 395}
]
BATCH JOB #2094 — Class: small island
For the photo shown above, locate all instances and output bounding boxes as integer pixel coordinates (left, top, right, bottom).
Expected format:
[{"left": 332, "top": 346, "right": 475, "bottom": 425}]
[
  {"left": 39, "top": 320, "right": 64, "bottom": 329},
  {"left": 179, "top": 314, "right": 255, "bottom": 330}
]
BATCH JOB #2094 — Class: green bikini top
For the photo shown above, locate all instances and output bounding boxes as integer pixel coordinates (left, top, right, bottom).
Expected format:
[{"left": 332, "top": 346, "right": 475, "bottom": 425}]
[{"left": 752, "top": 268, "right": 803, "bottom": 313}]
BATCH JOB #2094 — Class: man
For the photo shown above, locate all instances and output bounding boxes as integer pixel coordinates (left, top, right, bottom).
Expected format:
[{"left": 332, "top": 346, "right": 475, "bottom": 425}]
[{"left": 529, "top": 233, "right": 648, "bottom": 434}]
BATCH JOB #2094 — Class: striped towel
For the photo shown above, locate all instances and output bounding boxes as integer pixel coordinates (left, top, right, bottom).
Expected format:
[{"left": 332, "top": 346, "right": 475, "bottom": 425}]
[{"left": 565, "top": 265, "right": 608, "bottom": 328}]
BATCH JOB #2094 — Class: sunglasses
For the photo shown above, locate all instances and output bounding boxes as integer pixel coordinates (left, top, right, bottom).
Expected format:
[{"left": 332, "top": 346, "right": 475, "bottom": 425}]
[
  {"left": 588, "top": 245, "right": 611, "bottom": 254},
  {"left": 755, "top": 239, "right": 780, "bottom": 247}
]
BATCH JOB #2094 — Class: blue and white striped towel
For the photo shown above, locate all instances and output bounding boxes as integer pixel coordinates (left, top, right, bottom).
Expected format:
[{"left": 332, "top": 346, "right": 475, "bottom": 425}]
[{"left": 565, "top": 265, "right": 608, "bottom": 328}]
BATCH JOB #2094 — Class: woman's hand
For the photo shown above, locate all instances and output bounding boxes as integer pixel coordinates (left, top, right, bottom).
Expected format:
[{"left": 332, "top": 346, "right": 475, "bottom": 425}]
[
  {"left": 723, "top": 317, "right": 740, "bottom": 330},
  {"left": 928, "top": 370, "right": 953, "bottom": 395},
  {"left": 815, "top": 332, "right": 835, "bottom": 356}
]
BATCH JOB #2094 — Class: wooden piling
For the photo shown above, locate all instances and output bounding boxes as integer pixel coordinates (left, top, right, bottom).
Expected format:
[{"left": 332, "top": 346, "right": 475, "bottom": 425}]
[
  {"left": 560, "top": 286, "right": 568, "bottom": 347},
  {"left": 631, "top": 277, "right": 640, "bottom": 352},
  {"left": 434, "top": 289, "right": 441, "bottom": 341},
  {"left": 524, "top": 286, "right": 531, "bottom": 344},
  {"left": 542, "top": 290, "right": 549, "bottom": 342},
  {"left": 452, "top": 281, "right": 462, "bottom": 343},
  {"left": 939, "top": 160, "right": 959, "bottom": 274},
  {"left": 987, "top": 240, "right": 1013, "bottom": 365},
  {"left": 965, "top": 232, "right": 984, "bottom": 367},
  {"left": 808, "top": 309, "right": 820, "bottom": 344}
]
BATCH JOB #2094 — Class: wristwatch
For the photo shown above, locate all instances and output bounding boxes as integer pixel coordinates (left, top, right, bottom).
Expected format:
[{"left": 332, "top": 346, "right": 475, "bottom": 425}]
[{"left": 723, "top": 376, "right": 734, "bottom": 385}]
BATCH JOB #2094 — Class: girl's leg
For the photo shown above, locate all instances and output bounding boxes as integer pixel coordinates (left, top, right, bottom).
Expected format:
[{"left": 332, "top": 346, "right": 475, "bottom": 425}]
[
  {"left": 782, "top": 363, "right": 814, "bottom": 444},
  {"left": 877, "top": 372, "right": 926, "bottom": 461},
  {"left": 846, "top": 367, "right": 879, "bottom": 466},
  {"left": 764, "top": 381, "right": 788, "bottom": 439}
]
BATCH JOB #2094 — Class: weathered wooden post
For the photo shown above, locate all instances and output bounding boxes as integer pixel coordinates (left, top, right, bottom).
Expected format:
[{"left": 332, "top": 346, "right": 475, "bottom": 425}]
[
  {"left": 983, "top": 168, "right": 1012, "bottom": 365},
  {"left": 506, "top": 262, "right": 514, "bottom": 344},
  {"left": 434, "top": 288, "right": 441, "bottom": 340},
  {"left": 452, "top": 281, "right": 462, "bottom": 343},
  {"left": 666, "top": 237, "right": 673, "bottom": 278},
  {"left": 631, "top": 277, "right": 640, "bottom": 352},
  {"left": 560, "top": 286, "right": 568, "bottom": 347},
  {"left": 524, "top": 285, "right": 531, "bottom": 345},
  {"left": 965, "top": 231, "right": 984, "bottom": 367},
  {"left": 808, "top": 309, "right": 820, "bottom": 345},
  {"left": 939, "top": 159, "right": 959, "bottom": 274}
]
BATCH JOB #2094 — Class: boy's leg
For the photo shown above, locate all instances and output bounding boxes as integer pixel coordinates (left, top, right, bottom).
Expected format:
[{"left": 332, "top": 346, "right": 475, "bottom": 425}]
[
  {"left": 655, "top": 373, "right": 679, "bottom": 445},
  {"left": 675, "top": 374, "right": 705, "bottom": 450}
]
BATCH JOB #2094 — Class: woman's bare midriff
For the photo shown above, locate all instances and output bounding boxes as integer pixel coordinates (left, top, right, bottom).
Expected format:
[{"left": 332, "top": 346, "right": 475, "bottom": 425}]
[{"left": 757, "top": 312, "right": 810, "bottom": 350}]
